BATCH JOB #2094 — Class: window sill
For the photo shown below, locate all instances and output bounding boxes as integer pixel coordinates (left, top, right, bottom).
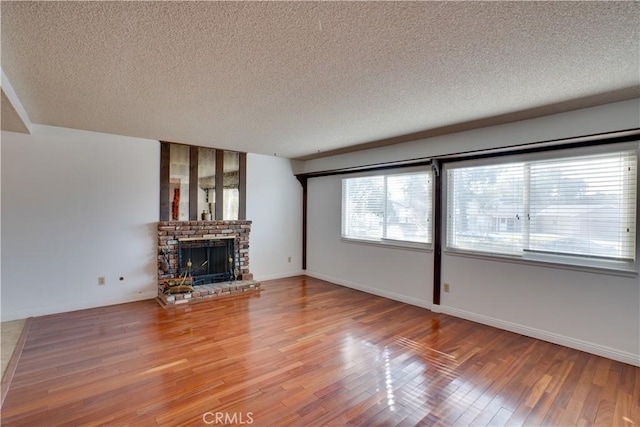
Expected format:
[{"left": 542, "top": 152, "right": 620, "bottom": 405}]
[
  {"left": 341, "top": 237, "right": 432, "bottom": 252},
  {"left": 443, "top": 248, "right": 638, "bottom": 278}
]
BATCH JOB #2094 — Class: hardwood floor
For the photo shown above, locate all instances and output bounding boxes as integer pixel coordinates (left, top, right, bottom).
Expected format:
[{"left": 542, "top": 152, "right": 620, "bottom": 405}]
[{"left": 1, "top": 276, "right": 638, "bottom": 426}]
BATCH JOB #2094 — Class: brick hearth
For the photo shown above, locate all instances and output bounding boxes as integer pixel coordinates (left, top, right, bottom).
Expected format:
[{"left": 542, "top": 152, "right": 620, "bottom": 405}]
[
  {"left": 157, "top": 280, "right": 261, "bottom": 306},
  {"left": 157, "top": 220, "right": 261, "bottom": 306}
]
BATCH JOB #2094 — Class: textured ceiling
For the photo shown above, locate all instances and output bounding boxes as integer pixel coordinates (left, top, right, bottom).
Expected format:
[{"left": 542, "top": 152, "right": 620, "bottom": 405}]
[
  {"left": 1, "top": 1, "right": 639, "bottom": 159},
  {"left": 1, "top": 89, "right": 29, "bottom": 134}
]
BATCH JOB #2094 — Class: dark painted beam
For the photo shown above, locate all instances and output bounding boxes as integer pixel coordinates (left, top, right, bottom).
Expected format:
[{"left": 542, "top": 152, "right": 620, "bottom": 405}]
[
  {"left": 239, "top": 153, "right": 247, "bottom": 220},
  {"left": 296, "top": 176, "right": 308, "bottom": 270},
  {"left": 159, "top": 142, "right": 170, "bottom": 221},
  {"left": 431, "top": 160, "right": 442, "bottom": 306}
]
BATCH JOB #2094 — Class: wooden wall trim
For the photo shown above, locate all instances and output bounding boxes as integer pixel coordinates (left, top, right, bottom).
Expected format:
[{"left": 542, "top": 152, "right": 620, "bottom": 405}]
[
  {"left": 239, "top": 152, "right": 247, "bottom": 220},
  {"left": 296, "top": 176, "right": 308, "bottom": 270},
  {"left": 432, "top": 161, "right": 442, "bottom": 306},
  {"left": 159, "top": 142, "right": 170, "bottom": 221}
]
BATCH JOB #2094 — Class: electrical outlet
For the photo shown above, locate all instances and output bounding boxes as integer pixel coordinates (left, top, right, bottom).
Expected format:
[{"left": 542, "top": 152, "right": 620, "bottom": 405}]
[
  {"left": 443, "top": 283, "right": 450, "bottom": 293},
  {"left": 98, "top": 276, "right": 106, "bottom": 286},
  {"left": 288, "top": 256, "right": 292, "bottom": 263}
]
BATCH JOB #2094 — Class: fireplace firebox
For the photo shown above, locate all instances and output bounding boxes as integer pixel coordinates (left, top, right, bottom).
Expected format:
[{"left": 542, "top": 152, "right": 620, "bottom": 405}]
[{"left": 178, "top": 237, "right": 236, "bottom": 285}]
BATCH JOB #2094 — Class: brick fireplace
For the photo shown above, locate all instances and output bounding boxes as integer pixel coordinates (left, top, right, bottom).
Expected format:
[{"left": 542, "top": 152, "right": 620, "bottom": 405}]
[{"left": 157, "top": 220, "right": 260, "bottom": 306}]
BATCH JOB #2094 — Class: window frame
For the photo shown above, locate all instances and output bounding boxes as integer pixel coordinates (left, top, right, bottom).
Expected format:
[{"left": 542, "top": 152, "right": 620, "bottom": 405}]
[
  {"left": 341, "top": 166, "right": 434, "bottom": 251},
  {"left": 442, "top": 142, "right": 639, "bottom": 276}
]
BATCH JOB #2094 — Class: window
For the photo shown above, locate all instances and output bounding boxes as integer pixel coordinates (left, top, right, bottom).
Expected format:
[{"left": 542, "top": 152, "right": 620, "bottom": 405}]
[
  {"left": 445, "top": 145, "right": 638, "bottom": 271},
  {"left": 342, "top": 170, "right": 433, "bottom": 246}
]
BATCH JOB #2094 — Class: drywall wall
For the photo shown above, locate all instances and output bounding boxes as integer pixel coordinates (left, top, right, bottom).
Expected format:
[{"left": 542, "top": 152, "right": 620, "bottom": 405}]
[
  {"left": 299, "top": 98, "right": 640, "bottom": 174},
  {"left": 440, "top": 255, "right": 640, "bottom": 365},
  {"left": 304, "top": 99, "right": 640, "bottom": 365},
  {"left": 246, "top": 153, "right": 304, "bottom": 280},
  {"left": 1, "top": 128, "right": 305, "bottom": 320},
  {"left": 306, "top": 175, "right": 434, "bottom": 308},
  {"left": 1, "top": 126, "right": 159, "bottom": 321}
]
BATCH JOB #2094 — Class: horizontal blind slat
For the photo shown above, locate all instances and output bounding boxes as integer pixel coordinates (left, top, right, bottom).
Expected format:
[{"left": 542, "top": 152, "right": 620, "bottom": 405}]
[
  {"left": 343, "top": 171, "right": 433, "bottom": 244},
  {"left": 447, "top": 148, "right": 637, "bottom": 263}
]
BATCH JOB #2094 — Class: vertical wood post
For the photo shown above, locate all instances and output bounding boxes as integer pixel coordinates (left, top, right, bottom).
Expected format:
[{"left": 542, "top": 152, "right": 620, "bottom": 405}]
[
  {"left": 296, "top": 176, "right": 308, "bottom": 270},
  {"left": 238, "top": 153, "right": 247, "bottom": 220},
  {"left": 432, "top": 160, "right": 442, "bottom": 305},
  {"left": 159, "top": 142, "right": 170, "bottom": 221}
]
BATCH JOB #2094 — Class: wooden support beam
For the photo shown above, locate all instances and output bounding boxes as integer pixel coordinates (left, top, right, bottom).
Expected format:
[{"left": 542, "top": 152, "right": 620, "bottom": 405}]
[
  {"left": 239, "top": 152, "right": 247, "bottom": 220},
  {"left": 296, "top": 175, "right": 308, "bottom": 270},
  {"left": 159, "top": 142, "right": 170, "bottom": 221}
]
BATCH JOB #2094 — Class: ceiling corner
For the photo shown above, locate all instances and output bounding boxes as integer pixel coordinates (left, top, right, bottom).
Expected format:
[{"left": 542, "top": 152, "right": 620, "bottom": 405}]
[{"left": 1, "top": 69, "right": 32, "bottom": 134}]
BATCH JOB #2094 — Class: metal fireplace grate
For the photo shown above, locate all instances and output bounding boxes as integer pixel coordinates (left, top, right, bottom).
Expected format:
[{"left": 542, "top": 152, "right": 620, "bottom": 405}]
[{"left": 178, "top": 238, "right": 237, "bottom": 285}]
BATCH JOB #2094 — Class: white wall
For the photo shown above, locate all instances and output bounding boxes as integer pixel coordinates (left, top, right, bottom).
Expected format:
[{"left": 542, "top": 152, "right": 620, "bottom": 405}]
[
  {"left": 300, "top": 98, "right": 640, "bottom": 174},
  {"left": 1, "top": 128, "right": 305, "bottom": 320},
  {"left": 304, "top": 99, "right": 640, "bottom": 366},
  {"left": 1, "top": 126, "right": 160, "bottom": 321},
  {"left": 441, "top": 255, "right": 639, "bottom": 365},
  {"left": 246, "top": 153, "right": 303, "bottom": 280},
  {"left": 307, "top": 175, "right": 433, "bottom": 308}
]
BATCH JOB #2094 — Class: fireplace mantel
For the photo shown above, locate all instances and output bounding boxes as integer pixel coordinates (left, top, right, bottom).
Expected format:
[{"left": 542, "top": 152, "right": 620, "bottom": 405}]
[{"left": 178, "top": 235, "right": 236, "bottom": 241}]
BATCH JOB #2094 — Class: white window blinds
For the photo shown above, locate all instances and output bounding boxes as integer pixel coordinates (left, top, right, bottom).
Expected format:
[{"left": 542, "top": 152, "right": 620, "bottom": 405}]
[
  {"left": 342, "top": 171, "right": 433, "bottom": 245},
  {"left": 342, "top": 176, "right": 385, "bottom": 241},
  {"left": 446, "top": 147, "right": 637, "bottom": 266},
  {"left": 527, "top": 150, "right": 637, "bottom": 260}
]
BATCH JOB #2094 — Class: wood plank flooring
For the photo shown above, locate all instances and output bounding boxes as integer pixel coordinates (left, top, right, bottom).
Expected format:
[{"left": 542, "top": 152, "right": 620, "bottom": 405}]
[{"left": 1, "top": 276, "right": 638, "bottom": 426}]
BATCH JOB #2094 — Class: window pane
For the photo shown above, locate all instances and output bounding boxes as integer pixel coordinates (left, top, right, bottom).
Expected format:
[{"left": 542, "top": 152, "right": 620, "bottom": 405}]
[
  {"left": 528, "top": 151, "right": 637, "bottom": 260},
  {"left": 342, "top": 176, "right": 384, "bottom": 240},
  {"left": 446, "top": 146, "right": 637, "bottom": 265},
  {"left": 447, "top": 163, "right": 524, "bottom": 255},
  {"left": 386, "top": 173, "right": 431, "bottom": 243}
]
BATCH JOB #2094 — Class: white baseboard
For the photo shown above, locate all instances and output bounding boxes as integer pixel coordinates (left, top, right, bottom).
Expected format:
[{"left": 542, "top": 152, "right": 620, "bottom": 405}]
[
  {"left": 437, "top": 305, "right": 640, "bottom": 367},
  {"left": 254, "top": 270, "right": 306, "bottom": 282},
  {"left": 303, "top": 272, "right": 639, "bottom": 367},
  {"left": 304, "top": 271, "right": 432, "bottom": 310},
  {"left": 1, "top": 291, "right": 158, "bottom": 322}
]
